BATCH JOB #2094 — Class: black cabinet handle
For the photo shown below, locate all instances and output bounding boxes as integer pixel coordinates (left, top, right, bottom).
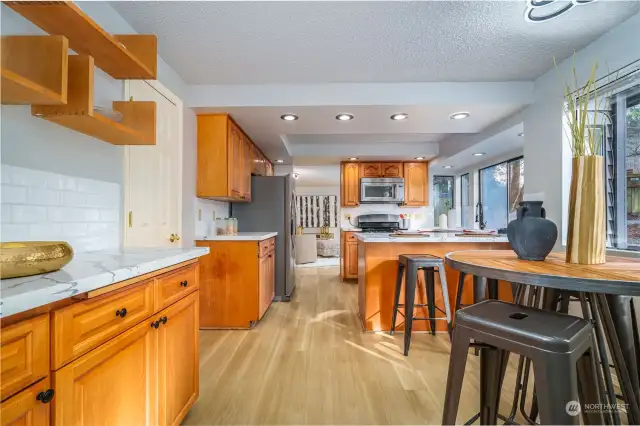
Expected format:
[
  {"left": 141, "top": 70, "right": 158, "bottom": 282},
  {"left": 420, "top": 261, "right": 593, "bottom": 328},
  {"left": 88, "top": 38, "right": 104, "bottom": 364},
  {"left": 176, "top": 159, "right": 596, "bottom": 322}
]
[
  {"left": 180, "top": 280, "right": 188, "bottom": 287},
  {"left": 161, "top": 316, "right": 168, "bottom": 324},
  {"left": 116, "top": 308, "right": 127, "bottom": 318},
  {"left": 37, "top": 389, "right": 55, "bottom": 404},
  {"left": 151, "top": 320, "right": 160, "bottom": 329}
]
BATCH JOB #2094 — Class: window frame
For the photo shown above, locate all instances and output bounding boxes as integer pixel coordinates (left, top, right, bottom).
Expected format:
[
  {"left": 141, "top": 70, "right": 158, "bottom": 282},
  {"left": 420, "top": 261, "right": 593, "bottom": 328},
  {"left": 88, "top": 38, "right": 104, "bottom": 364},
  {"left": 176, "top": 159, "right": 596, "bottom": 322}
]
[
  {"left": 433, "top": 174, "right": 456, "bottom": 211},
  {"left": 478, "top": 156, "right": 524, "bottom": 229}
]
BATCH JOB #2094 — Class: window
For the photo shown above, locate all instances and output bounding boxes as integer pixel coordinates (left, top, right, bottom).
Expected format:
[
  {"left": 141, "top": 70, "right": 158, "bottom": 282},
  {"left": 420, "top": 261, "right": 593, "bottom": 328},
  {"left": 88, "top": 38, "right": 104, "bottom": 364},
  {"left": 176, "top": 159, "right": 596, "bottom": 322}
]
[
  {"left": 609, "top": 79, "right": 640, "bottom": 251},
  {"left": 461, "top": 173, "right": 470, "bottom": 228},
  {"left": 433, "top": 176, "right": 454, "bottom": 225},
  {"left": 479, "top": 157, "right": 524, "bottom": 230}
]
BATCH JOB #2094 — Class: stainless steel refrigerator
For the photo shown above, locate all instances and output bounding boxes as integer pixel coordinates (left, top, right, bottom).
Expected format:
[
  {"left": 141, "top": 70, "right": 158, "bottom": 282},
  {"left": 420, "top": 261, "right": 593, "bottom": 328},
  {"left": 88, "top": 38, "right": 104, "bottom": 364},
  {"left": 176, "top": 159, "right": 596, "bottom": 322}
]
[{"left": 230, "top": 174, "right": 296, "bottom": 301}]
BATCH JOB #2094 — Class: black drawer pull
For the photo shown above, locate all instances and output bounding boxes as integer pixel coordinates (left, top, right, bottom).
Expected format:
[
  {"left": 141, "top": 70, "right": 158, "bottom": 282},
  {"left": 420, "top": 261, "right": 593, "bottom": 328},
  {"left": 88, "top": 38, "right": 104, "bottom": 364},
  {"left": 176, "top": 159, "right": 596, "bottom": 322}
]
[
  {"left": 37, "top": 389, "right": 55, "bottom": 404},
  {"left": 115, "top": 308, "right": 127, "bottom": 318},
  {"left": 161, "top": 316, "right": 168, "bottom": 324},
  {"left": 151, "top": 320, "right": 160, "bottom": 329},
  {"left": 180, "top": 280, "right": 188, "bottom": 287}
]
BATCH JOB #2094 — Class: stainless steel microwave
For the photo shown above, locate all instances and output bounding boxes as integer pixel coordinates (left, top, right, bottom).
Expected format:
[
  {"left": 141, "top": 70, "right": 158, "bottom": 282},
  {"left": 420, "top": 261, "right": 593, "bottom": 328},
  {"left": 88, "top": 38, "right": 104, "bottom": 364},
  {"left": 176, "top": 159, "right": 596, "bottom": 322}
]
[{"left": 360, "top": 178, "right": 405, "bottom": 204}]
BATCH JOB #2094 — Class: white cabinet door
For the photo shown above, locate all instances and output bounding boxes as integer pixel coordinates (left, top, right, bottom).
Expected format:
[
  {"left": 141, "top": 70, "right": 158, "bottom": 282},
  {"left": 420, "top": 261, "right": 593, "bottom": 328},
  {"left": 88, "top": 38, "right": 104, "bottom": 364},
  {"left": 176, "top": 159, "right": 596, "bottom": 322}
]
[{"left": 124, "top": 81, "right": 182, "bottom": 247}]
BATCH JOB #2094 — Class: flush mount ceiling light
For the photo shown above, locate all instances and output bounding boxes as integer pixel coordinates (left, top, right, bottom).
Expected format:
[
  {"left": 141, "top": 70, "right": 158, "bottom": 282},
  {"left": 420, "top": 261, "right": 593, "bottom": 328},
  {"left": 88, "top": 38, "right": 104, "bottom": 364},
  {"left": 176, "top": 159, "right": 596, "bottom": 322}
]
[
  {"left": 336, "top": 113, "right": 354, "bottom": 121},
  {"left": 449, "top": 112, "right": 470, "bottom": 120},
  {"left": 390, "top": 113, "right": 409, "bottom": 121},
  {"left": 472, "top": 152, "right": 486, "bottom": 157},
  {"left": 349, "top": 157, "right": 359, "bottom": 161},
  {"left": 414, "top": 157, "right": 425, "bottom": 160},
  {"left": 518, "top": 132, "right": 525, "bottom": 137},
  {"left": 280, "top": 114, "right": 298, "bottom": 121},
  {"left": 292, "top": 173, "right": 300, "bottom": 179},
  {"left": 275, "top": 159, "right": 284, "bottom": 163},
  {"left": 524, "top": 0, "right": 596, "bottom": 23},
  {"left": 443, "top": 165, "right": 453, "bottom": 169}
]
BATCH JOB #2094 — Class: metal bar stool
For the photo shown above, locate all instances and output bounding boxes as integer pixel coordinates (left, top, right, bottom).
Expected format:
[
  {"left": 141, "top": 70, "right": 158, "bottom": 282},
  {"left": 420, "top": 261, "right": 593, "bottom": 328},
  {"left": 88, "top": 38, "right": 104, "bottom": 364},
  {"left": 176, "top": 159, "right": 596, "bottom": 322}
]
[
  {"left": 442, "top": 300, "right": 596, "bottom": 425},
  {"left": 390, "top": 254, "right": 453, "bottom": 356}
]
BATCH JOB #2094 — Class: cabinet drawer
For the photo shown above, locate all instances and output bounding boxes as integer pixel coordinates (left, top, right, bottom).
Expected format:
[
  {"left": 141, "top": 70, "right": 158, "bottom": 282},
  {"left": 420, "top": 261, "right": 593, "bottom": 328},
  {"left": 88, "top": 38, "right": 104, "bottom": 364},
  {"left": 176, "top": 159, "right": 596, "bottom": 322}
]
[
  {"left": 156, "top": 264, "right": 198, "bottom": 310},
  {"left": 52, "top": 280, "right": 155, "bottom": 370},
  {"left": 1, "top": 315, "right": 49, "bottom": 401},
  {"left": 345, "top": 232, "right": 358, "bottom": 242},
  {"left": 0, "top": 377, "right": 51, "bottom": 426},
  {"left": 258, "top": 239, "right": 274, "bottom": 258}
]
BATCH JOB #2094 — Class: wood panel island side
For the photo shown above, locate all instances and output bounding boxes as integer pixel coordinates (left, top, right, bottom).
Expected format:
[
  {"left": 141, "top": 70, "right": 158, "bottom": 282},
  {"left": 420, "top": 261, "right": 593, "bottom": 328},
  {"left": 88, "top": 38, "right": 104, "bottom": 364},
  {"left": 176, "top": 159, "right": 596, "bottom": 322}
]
[{"left": 356, "top": 234, "right": 513, "bottom": 332}]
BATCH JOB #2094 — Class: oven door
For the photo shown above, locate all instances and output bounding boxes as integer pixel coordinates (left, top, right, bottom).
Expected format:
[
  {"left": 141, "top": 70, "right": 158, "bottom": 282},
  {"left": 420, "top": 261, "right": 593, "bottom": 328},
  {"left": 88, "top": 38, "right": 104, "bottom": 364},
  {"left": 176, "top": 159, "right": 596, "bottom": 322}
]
[{"left": 360, "top": 179, "right": 404, "bottom": 203}]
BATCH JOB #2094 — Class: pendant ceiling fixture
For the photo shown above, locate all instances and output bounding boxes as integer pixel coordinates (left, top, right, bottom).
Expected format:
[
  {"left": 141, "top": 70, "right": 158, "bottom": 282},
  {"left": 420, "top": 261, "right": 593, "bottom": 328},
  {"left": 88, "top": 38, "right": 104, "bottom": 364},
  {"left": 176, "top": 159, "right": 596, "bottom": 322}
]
[{"left": 525, "top": 0, "right": 597, "bottom": 23}]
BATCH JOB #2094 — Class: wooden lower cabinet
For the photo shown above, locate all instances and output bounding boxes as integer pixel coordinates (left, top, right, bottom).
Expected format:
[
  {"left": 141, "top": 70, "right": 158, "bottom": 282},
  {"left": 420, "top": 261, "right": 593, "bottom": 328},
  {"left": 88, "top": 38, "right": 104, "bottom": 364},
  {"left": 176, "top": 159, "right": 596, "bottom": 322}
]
[
  {"left": 0, "top": 378, "right": 51, "bottom": 426},
  {"left": 54, "top": 315, "right": 158, "bottom": 426},
  {"left": 258, "top": 251, "right": 275, "bottom": 319},
  {"left": 340, "top": 231, "right": 359, "bottom": 280},
  {"left": 157, "top": 292, "right": 199, "bottom": 426},
  {"left": 197, "top": 238, "right": 275, "bottom": 328}
]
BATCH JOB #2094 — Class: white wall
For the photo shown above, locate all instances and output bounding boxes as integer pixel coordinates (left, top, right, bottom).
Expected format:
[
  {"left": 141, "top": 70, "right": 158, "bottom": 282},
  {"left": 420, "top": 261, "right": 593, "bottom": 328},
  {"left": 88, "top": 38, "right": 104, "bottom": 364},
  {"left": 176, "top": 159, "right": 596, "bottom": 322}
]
[{"left": 0, "top": 2, "right": 226, "bottom": 249}]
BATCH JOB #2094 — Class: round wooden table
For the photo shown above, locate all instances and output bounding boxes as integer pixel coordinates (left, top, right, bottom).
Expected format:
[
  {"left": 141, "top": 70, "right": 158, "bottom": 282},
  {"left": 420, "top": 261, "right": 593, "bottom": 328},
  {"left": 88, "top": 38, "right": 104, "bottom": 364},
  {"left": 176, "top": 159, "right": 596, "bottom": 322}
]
[{"left": 445, "top": 250, "right": 640, "bottom": 425}]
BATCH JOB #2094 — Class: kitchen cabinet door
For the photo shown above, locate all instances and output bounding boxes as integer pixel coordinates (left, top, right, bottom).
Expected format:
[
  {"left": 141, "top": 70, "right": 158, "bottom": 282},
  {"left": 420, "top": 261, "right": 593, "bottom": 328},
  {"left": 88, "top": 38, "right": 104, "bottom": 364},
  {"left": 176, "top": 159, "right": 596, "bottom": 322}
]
[
  {"left": 345, "top": 241, "right": 358, "bottom": 278},
  {"left": 242, "top": 136, "right": 252, "bottom": 201},
  {"left": 54, "top": 316, "right": 158, "bottom": 426},
  {"left": 381, "top": 163, "right": 403, "bottom": 177},
  {"left": 403, "top": 162, "right": 428, "bottom": 206},
  {"left": 157, "top": 292, "right": 199, "bottom": 426},
  {"left": 228, "top": 124, "right": 242, "bottom": 198},
  {"left": 258, "top": 251, "right": 274, "bottom": 319},
  {"left": 361, "top": 163, "right": 381, "bottom": 177},
  {"left": 0, "top": 378, "right": 51, "bottom": 426},
  {"left": 341, "top": 163, "right": 360, "bottom": 207}
]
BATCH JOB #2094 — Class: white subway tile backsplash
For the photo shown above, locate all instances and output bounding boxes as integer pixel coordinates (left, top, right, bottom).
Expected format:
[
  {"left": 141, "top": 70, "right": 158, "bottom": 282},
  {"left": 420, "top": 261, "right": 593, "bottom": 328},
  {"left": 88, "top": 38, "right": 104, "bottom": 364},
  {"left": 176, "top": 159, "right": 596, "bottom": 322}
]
[
  {"left": 1, "top": 165, "right": 120, "bottom": 251},
  {"left": 12, "top": 205, "right": 47, "bottom": 223},
  {"left": 1, "top": 184, "right": 27, "bottom": 204}
]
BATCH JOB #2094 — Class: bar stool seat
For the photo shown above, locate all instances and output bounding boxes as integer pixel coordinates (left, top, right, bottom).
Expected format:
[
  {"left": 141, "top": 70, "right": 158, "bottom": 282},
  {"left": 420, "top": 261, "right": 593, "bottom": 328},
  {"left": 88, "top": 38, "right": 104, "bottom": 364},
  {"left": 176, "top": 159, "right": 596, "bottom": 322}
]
[
  {"left": 443, "top": 300, "right": 594, "bottom": 425},
  {"left": 391, "top": 254, "right": 453, "bottom": 356}
]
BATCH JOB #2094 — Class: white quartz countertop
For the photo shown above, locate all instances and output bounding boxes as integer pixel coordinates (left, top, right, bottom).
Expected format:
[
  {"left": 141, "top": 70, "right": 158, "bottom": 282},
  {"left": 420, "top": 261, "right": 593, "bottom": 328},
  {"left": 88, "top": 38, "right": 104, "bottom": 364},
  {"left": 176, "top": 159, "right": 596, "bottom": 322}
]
[
  {"left": 195, "top": 232, "right": 278, "bottom": 241},
  {"left": 0, "top": 247, "right": 210, "bottom": 318},
  {"left": 355, "top": 233, "right": 510, "bottom": 243},
  {"left": 341, "top": 227, "right": 362, "bottom": 232}
]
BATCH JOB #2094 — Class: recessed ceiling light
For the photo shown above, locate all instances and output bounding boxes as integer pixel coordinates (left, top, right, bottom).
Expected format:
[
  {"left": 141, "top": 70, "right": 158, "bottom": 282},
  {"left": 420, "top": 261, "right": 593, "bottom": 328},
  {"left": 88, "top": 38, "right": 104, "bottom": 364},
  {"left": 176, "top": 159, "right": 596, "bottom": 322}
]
[
  {"left": 518, "top": 132, "right": 525, "bottom": 137},
  {"left": 472, "top": 152, "right": 486, "bottom": 157},
  {"left": 349, "top": 157, "right": 359, "bottom": 161},
  {"left": 280, "top": 114, "right": 298, "bottom": 121},
  {"left": 414, "top": 157, "right": 425, "bottom": 160},
  {"left": 275, "top": 159, "right": 284, "bottom": 163},
  {"left": 390, "top": 113, "right": 409, "bottom": 121},
  {"left": 443, "top": 165, "right": 453, "bottom": 169},
  {"left": 292, "top": 173, "right": 300, "bottom": 179},
  {"left": 449, "top": 112, "right": 470, "bottom": 120},
  {"left": 336, "top": 113, "right": 354, "bottom": 121}
]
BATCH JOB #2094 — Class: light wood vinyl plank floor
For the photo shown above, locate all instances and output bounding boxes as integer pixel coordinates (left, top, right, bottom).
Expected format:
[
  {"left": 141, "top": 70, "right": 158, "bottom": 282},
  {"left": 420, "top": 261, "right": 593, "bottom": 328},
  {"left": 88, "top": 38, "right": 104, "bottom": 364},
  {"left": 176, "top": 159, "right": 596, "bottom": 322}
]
[{"left": 183, "top": 266, "right": 528, "bottom": 425}]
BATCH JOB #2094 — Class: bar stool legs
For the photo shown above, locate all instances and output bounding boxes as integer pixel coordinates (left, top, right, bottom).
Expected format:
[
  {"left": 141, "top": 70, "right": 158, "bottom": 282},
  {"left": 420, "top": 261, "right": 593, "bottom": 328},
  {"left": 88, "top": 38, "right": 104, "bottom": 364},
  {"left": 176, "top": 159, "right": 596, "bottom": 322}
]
[
  {"left": 390, "top": 262, "right": 405, "bottom": 336},
  {"left": 403, "top": 265, "right": 419, "bottom": 356}
]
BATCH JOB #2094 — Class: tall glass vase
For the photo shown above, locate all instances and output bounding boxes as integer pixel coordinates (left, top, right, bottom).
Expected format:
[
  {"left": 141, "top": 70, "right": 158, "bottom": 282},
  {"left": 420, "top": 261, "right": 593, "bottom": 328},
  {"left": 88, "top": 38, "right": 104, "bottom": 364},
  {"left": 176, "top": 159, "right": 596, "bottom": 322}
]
[{"left": 566, "top": 155, "right": 606, "bottom": 264}]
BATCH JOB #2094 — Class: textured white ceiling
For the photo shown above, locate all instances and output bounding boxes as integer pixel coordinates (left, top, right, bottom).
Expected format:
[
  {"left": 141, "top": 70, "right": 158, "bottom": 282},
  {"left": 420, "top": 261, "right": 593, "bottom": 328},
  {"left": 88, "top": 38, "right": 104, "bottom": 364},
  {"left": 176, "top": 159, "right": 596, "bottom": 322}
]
[{"left": 112, "top": 1, "right": 639, "bottom": 84}]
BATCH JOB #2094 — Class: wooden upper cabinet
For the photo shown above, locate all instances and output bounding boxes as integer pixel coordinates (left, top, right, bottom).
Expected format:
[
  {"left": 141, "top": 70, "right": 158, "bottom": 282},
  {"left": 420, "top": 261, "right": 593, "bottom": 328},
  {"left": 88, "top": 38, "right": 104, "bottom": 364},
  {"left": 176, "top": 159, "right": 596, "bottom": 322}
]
[
  {"left": 381, "top": 163, "right": 403, "bottom": 177},
  {"left": 341, "top": 162, "right": 360, "bottom": 207},
  {"left": 157, "top": 292, "right": 199, "bottom": 426},
  {"left": 197, "top": 114, "right": 252, "bottom": 202},
  {"left": 361, "top": 163, "right": 381, "bottom": 177},
  {"left": 403, "top": 162, "right": 429, "bottom": 206},
  {"left": 54, "top": 316, "right": 158, "bottom": 426}
]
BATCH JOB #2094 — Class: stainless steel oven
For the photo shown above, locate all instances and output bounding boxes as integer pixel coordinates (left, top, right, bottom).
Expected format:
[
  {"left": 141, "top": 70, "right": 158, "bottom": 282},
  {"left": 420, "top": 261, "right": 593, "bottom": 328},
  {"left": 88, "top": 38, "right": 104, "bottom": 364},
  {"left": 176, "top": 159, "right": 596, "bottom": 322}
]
[{"left": 360, "top": 178, "right": 405, "bottom": 204}]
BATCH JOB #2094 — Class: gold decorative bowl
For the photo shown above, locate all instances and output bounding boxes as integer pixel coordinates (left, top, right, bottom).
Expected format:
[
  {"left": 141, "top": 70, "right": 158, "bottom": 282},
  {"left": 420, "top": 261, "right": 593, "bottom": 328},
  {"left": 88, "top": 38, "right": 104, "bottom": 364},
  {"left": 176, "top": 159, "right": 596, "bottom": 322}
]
[{"left": 0, "top": 242, "right": 74, "bottom": 279}]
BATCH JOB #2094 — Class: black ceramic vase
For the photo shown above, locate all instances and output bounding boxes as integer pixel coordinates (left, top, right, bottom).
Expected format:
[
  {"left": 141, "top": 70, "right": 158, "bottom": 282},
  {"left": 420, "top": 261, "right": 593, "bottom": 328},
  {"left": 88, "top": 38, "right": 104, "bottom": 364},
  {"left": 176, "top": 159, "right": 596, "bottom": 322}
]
[{"left": 507, "top": 201, "right": 558, "bottom": 261}]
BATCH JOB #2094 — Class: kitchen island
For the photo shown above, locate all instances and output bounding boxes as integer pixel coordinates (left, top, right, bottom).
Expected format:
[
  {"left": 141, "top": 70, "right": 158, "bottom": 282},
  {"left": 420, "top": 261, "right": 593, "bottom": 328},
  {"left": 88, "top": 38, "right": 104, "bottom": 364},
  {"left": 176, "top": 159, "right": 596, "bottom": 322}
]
[{"left": 355, "top": 233, "right": 512, "bottom": 332}]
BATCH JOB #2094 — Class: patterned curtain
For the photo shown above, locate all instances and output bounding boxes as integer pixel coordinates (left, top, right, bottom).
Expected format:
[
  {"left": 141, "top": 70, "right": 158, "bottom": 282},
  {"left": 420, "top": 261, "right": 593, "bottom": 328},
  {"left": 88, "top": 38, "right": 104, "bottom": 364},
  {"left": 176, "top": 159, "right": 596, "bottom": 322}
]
[{"left": 296, "top": 195, "right": 338, "bottom": 228}]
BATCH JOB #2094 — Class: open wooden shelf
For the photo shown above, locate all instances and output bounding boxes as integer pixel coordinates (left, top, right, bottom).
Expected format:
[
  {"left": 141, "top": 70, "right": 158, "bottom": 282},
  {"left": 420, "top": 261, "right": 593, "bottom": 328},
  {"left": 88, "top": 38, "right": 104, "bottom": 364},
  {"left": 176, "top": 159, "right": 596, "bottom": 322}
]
[
  {"left": 4, "top": 1, "right": 157, "bottom": 79},
  {"left": 1, "top": 35, "right": 68, "bottom": 105},
  {"left": 32, "top": 55, "right": 156, "bottom": 146}
]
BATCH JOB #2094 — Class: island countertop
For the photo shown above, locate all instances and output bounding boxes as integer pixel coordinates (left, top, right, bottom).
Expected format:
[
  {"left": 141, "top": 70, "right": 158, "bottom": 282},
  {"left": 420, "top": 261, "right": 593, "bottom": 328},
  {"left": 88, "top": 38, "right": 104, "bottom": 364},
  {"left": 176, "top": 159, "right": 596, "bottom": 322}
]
[
  {"left": 0, "top": 246, "right": 209, "bottom": 318},
  {"left": 195, "top": 232, "right": 278, "bottom": 241},
  {"left": 355, "top": 233, "right": 509, "bottom": 243}
]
